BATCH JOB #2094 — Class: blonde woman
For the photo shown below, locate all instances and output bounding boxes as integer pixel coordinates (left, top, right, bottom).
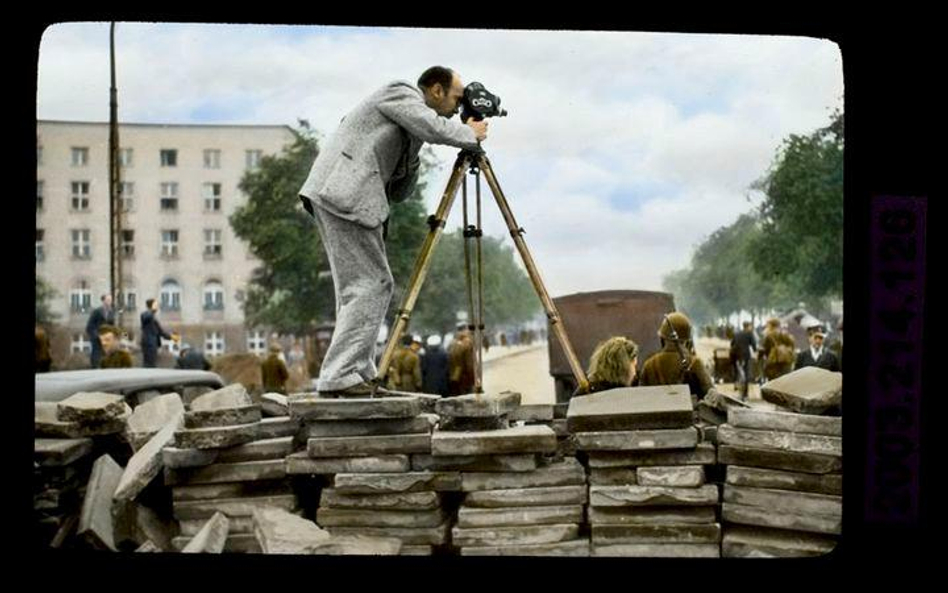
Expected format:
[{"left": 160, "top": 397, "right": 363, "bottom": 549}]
[{"left": 587, "top": 336, "right": 640, "bottom": 393}]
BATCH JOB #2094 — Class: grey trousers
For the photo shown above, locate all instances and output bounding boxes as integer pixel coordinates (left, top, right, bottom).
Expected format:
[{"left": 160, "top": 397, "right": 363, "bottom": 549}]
[{"left": 312, "top": 203, "right": 394, "bottom": 392}]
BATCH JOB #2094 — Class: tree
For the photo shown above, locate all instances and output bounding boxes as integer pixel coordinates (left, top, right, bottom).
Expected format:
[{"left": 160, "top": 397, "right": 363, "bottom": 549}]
[
  {"left": 749, "top": 110, "right": 843, "bottom": 300},
  {"left": 230, "top": 121, "right": 333, "bottom": 335},
  {"left": 35, "top": 276, "right": 59, "bottom": 325}
]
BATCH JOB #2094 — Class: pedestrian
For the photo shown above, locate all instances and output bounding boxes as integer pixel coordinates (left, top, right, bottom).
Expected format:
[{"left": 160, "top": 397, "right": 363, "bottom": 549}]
[
  {"left": 35, "top": 324, "right": 52, "bottom": 373},
  {"left": 586, "top": 336, "right": 639, "bottom": 393},
  {"left": 297, "top": 65, "right": 487, "bottom": 397},
  {"left": 447, "top": 328, "right": 476, "bottom": 396},
  {"left": 86, "top": 294, "right": 115, "bottom": 368},
  {"left": 98, "top": 324, "right": 133, "bottom": 368},
  {"left": 730, "top": 321, "right": 757, "bottom": 401},
  {"left": 261, "top": 342, "right": 290, "bottom": 394},
  {"left": 421, "top": 334, "right": 449, "bottom": 396},
  {"left": 387, "top": 334, "right": 423, "bottom": 392},
  {"left": 795, "top": 327, "right": 841, "bottom": 372},
  {"left": 639, "top": 312, "right": 713, "bottom": 401},
  {"left": 176, "top": 343, "right": 211, "bottom": 371},
  {"left": 759, "top": 318, "right": 796, "bottom": 381},
  {"left": 140, "top": 298, "right": 175, "bottom": 368}
]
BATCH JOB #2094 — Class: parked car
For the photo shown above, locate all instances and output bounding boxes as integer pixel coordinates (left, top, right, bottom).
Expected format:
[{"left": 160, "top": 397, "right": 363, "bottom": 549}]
[{"left": 35, "top": 368, "right": 224, "bottom": 406}]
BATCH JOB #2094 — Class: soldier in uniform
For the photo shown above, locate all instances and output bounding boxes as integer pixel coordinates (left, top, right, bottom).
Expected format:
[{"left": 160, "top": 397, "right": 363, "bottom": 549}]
[
  {"left": 639, "top": 312, "right": 713, "bottom": 400},
  {"left": 447, "top": 328, "right": 476, "bottom": 396},
  {"left": 98, "top": 324, "right": 133, "bottom": 368},
  {"left": 758, "top": 318, "right": 796, "bottom": 381},
  {"left": 262, "top": 342, "right": 290, "bottom": 394},
  {"left": 586, "top": 336, "right": 639, "bottom": 393},
  {"left": 387, "top": 334, "right": 423, "bottom": 392}
]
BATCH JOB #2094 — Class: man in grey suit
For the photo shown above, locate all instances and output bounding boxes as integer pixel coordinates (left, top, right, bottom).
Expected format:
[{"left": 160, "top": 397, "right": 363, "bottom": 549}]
[{"left": 299, "top": 66, "right": 489, "bottom": 397}]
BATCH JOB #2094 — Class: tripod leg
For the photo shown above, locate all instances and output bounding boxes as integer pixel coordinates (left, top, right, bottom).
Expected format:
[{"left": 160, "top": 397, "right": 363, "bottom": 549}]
[
  {"left": 374, "top": 152, "right": 471, "bottom": 389},
  {"left": 477, "top": 155, "right": 591, "bottom": 394},
  {"left": 474, "top": 169, "right": 485, "bottom": 395},
  {"left": 461, "top": 169, "right": 480, "bottom": 393}
]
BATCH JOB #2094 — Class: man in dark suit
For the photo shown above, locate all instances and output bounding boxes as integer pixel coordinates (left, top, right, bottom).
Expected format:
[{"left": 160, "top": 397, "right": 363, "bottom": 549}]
[
  {"left": 421, "top": 334, "right": 449, "bottom": 396},
  {"left": 795, "top": 328, "right": 841, "bottom": 372},
  {"left": 140, "top": 298, "right": 174, "bottom": 368},
  {"left": 730, "top": 321, "right": 757, "bottom": 401},
  {"left": 85, "top": 294, "right": 115, "bottom": 368},
  {"left": 298, "top": 66, "right": 487, "bottom": 397},
  {"left": 176, "top": 343, "right": 211, "bottom": 371}
]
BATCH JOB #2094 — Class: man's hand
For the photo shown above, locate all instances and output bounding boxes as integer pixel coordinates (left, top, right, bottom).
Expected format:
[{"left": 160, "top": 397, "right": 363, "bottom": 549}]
[{"left": 466, "top": 119, "right": 488, "bottom": 142}]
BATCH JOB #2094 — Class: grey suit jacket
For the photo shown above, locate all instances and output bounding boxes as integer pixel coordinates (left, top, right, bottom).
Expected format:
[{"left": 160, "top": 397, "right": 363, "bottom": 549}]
[{"left": 299, "top": 81, "right": 480, "bottom": 229}]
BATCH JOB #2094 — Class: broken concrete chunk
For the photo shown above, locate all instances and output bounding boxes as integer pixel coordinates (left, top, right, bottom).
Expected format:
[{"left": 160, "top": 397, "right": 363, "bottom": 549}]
[
  {"left": 34, "top": 438, "right": 94, "bottom": 467},
  {"left": 256, "top": 417, "right": 301, "bottom": 440},
  {"left": 566, "top": 386, "right": 694, "bottom": 432},
  {"left": 215, "top": 437, "right": 294, "bottom": 464},
  {"left": 721, "top": 525, "right": 838, "bottom": 558},
  {"left": 285, "top": 453, "right": 411, "bottom": 475},
  {"left": 589, "top": 484, "right": 720, "bottom": 507},
  {"left": 718, "top": 424, "right": 842, "bottom": 457},
  {"left": 587, "top": 442, "right": 716, "bottom": 468},
  {"left": 460, "top": 457, "right": 585, "bottom": 491},
  {"left": 760, "top": 367, "right": 843, "bottom": 415},
  {"left": 289, "top": 395, "right": 421, "bottom": 421},
  {"left": 57, "top": 392, "right": 127, "bottom": 424},
  {"left": 316, "top": 507, "right": 446, "bottom": 528},
  {"left": 331, "top": 471, "right": 461, "bottom": 494},
  {"left": 435, "top": 391, "right": 521, "bottom": 418},
  {"left": 172, "top": 480, "right": 292, "bottom": 503},
  {"left": 451, "top": 524, "right": 579, "bottom": 547},
  {"left": 591, "top": 523, "right": 722, "bottom": 545},
  {"left": 463, "top": 485, "right": 587, "bottom": 508},
  {"left": 726, "top": 465, "right": 842, "bottom": 495},
  {"left": 113, "top": 410, "right": 184, "bottom": 502},
  {"left": 508, "top": 404, "right": 554, "bottom": 423},
  {"left": 320, "top": 489, "right": 441, "bottom": 511},
  {"left": 587, "top": 505, "right": 717, "bottom": 526},
  {"left": 161, "top": 446, "right": 219, "bottom": 469},
  {"left": 636, "top": 466, "right": 705, "bottom": 488},
  {"left": 326, "top": 523, "right": 451, "bottom": 546},
  {"left": 721, "top": 502, "right": 841, "bottom": 535},
  {"left": 252, "top": 507, "right": 331, "bottom": 554},
  {"left": 181, "top": 512, "right": 230, "bottom": 553},
  {"left": 588, "top": 467, "right": 638, "bottom": 486},
  {"left": 125, "top": 393, "right": 185, "bottom": 450},
  {"left": 164, "top": 459, "right": 287, "bottom": 486},
  {"left": 457, "top": 505, "right": 584, "bottom": 528},
  {"left": 717, "top": 445, "right": 843, "bottom": 475},
  {"left": 411, "top": 454, "right": 537, "bottom": 473},
  {"left": 723, "top": 484, "right": 842, "bottom": 517},
  {"left": 306, "top": 433, "right": 431, "bottom": 457},
  {"left": 574, "top": 427, "right": 699, "bottom": 451},
  {"left": 174, "top": 422, "right": 260, "bottom": 450},
  {"left": 727, "top": 407, "right": 842, "bottom": 436},
  {"left": 173, "top": 494, "right": 298, "bottom": 521},
  {"left": 299, "top": 416, "right": 432, "bottom": 439},
  {"left": 77, "top": 454, "right": 123, "bottom": 551},
  {"left": 260, "top": 393, "right": 290, "bottom": 417},
  {"left": 189, "top": 383, "right": 251, "bottom": 411},
  {"left": 185, "top": 405, "right": 262, "bottom": 429},
  {"left": 430, "top": 425, "right": 557, "bottom": 456}
]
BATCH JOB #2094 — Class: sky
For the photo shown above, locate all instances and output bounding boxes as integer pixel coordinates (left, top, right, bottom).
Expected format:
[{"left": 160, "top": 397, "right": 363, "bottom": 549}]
[{"left": 36, "top": 22, "right": 843, "bottom": 299}]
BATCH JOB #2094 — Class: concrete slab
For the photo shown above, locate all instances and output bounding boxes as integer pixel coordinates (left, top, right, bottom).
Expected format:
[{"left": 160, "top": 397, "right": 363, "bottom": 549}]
[
  {"left": 285, "top": 453, "right": 411, "bottom": 475},
  {"left": 566, "top": 386, "right": 693, "bottom": 432},
  {"left": 463, "top": 485, "right": 587, "bottom": 508},
  {"left": 306, "top": 433, "right": 431, "bottom": 457},
  {"left": 430, "top": 425, "right": 557, "bottom": 456},
  {"left": 589, "top": 484, "right": 720, "bottom": 507},
  {"left": 717, "top": 445, "right": 843, "bottom": 475},
  {"left": 718, "top": 424, "right": 842, "bottom": 457},
  {"left": 761, "top": 367, "right": 843, "bottom": 415},
  {"left": 587, "top": 442, "right": 716, "bottom": 468},
  {"left": 574, "top": 427, "right": 699, "bottom": 451},
  {"left": 331, "top": 471, "right": 461, "bottom": 494}
]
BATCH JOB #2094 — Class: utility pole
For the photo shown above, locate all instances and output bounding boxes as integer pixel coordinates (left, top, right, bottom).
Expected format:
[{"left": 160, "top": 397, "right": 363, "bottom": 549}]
[{"left": 109, "top": 22, "right": 123, "bottom": 328}]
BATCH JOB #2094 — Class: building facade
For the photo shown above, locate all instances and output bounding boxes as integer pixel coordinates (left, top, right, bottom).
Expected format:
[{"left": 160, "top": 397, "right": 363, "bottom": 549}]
[{"left": 36, "top": 120, "right": 296, "bottom": 366}]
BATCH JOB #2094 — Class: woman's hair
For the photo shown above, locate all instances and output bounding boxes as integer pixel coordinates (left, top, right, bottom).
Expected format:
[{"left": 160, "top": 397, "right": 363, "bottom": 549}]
[{"left": 587, "top": 336, "right": 639, "bottom": 388}]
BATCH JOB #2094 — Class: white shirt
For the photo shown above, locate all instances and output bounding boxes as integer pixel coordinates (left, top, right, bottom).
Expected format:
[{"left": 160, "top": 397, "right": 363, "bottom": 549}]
[{"left": 810, "top": 347, "right": 824, "bottom": 361}]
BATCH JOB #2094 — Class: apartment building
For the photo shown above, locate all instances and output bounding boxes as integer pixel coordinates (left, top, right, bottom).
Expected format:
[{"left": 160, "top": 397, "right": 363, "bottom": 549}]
[{"left": 36, "top": 120, "right": 296, "bottom": 365}]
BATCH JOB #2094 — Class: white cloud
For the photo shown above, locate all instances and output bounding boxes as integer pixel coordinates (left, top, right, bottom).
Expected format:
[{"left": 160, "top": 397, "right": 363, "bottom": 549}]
[{"left": 37, "top": 23, "right": 843, "bottom": 298}]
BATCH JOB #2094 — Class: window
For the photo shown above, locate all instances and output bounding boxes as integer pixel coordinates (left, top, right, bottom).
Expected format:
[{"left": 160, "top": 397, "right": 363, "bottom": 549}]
[
  {"left": 160, "top": 230, "right": 179, "bottom": 257},
  {"left": 203, "top": 149, "right": 221, "bottom": 169},
  {"left": 247, "top": 330, "right": 266, "bottom": 355},
  {"left": 205, "top": 331, "right": 225, "bottom": 357},
  {"left": 71, "top": 333, "right": 91, "bottom": 354},
  {"left": 245, "top": 149, "right": 263, "bottom": 169},
  {"left": 160, "top": 149, "right": 177, "bottom": 167},
  {"left": 202, "top": 183, "right": 222, "bottom": 212},
  {"left": 71, "top": 147, "right": 89, "bottom": 167},
  {"left": 160, "top": 182, "right": 178, "bottom": 211},
  {"left": 117, "top": 289, "right": 137, "bottom": 312},
  {"left": 121, "top": 230, "right": 135, "bottom": 258},
  {"left": 71, "top": 181, "right": 90, "bottom": 211},
  {"left": 119, "top": 148, "right": 133, "bottom": 168},
  {"left": 69, "top": 281, "right": 92, "bottom": 314},
  {"left": 35, "top": 229, "right": 44, "bottom": 261},
  {"left": 71, "top": 229, "right": 91, "bottom": 259},
  {"left": 160, "top": 279, "right": 181, "bottom": 311},
  {"left": 204, "top": 229, "right": 222, "bottom": 257},
  {"left": 119, "top": 182, "right": 135, "bottom": 211},
  {"left": 203, "top": 281, "right": 224, "bottom": 310},
  {"left": 37, "top": 181, "right": 43, "bottom": 210}
]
